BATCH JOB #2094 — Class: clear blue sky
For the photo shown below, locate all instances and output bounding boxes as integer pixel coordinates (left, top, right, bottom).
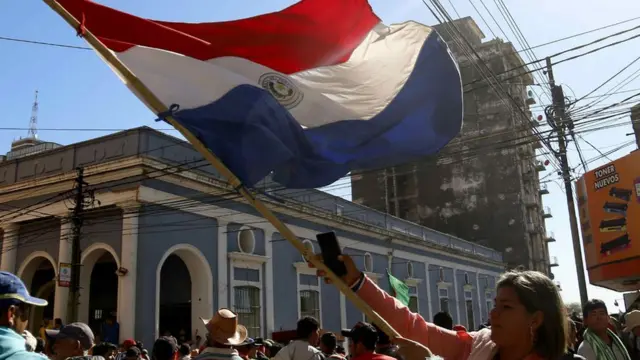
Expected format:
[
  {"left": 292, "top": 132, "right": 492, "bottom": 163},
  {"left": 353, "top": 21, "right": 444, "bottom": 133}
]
[{"left": 3, "top": 0, "right": 640, "bottom": 310}]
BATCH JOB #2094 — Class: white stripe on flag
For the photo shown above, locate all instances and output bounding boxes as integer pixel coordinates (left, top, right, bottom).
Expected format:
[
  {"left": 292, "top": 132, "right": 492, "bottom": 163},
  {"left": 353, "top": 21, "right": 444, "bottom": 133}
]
[{"left": 112, "top": 21, "right": 432, "bottom": 128}]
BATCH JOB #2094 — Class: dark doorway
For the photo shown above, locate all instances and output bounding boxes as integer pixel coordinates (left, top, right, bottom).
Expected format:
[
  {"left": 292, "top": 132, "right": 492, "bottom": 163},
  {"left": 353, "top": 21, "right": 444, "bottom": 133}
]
[
  {"left": 159, "top": 254, "right": 192, "bottom": 341},
  {"left": 88, "top": 252, "right": 118, "bottom": 338},
  {"left": 29, "top": 260, "right": 56, "bottom": 334}
]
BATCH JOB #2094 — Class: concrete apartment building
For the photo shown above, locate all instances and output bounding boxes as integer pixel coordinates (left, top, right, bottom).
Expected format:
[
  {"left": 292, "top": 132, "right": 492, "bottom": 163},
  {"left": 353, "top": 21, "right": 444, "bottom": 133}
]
[{"left": 352, "top": 17, "right": 555, "bottom": 274}]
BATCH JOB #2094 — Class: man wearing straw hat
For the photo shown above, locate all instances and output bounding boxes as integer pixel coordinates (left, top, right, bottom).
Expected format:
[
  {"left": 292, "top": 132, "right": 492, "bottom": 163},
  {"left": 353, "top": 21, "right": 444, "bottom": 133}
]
[{"left": 195, "top": 309, "right": 246, "bottom": 360}]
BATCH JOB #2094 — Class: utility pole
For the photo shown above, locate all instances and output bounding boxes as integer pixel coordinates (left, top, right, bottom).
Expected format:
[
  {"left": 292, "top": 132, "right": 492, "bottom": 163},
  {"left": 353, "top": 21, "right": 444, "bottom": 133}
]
[
  {"left": 545, "top": 57, "right": 589, "bottom": 306},
  {"left": 67, "top": 167, "right": 87, "bottom": 322}
]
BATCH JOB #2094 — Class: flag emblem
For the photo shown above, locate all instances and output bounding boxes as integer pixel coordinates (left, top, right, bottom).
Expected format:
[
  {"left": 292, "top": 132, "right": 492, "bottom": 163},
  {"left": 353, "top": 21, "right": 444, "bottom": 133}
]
[{"left": 259, "top": 73, "right": 304, "bottom": 110}]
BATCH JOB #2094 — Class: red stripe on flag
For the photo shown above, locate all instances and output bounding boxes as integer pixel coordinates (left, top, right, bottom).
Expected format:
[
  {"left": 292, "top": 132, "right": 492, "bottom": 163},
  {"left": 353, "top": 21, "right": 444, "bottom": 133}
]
[{"left": 56, "top": 0, "right": 380, "bottom": 74}]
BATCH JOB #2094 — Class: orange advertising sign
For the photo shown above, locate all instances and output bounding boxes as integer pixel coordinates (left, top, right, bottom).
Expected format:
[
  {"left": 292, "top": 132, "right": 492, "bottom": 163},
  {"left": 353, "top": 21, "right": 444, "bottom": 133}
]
[{"left": 576, "top": 150, "right": 640, "bottom": 290}]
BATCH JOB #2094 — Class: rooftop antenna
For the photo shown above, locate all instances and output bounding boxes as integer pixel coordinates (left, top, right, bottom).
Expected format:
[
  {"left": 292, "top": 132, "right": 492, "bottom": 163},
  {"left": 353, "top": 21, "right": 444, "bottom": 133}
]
[{"left": 28, "top": 90, "right": 39, "bottom": 139}]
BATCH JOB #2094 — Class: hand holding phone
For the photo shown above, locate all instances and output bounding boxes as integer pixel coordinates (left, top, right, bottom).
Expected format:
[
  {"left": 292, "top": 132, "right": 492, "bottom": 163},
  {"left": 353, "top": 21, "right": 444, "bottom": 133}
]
[{"left": 316, "top": 231, "right": 348, "bottom": 277}]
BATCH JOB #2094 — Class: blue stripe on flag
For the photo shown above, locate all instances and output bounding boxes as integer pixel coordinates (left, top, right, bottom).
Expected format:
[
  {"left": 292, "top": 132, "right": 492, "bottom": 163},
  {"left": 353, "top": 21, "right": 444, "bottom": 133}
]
[{"left": 171, "top": 32, "right": 462, "bottom": 188}]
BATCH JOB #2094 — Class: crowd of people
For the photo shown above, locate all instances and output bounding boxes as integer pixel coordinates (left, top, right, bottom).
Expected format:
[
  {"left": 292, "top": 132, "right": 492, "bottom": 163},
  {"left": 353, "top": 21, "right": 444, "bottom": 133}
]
[{"left": 0, "top": 253, "right": 639, "bottom": 360}]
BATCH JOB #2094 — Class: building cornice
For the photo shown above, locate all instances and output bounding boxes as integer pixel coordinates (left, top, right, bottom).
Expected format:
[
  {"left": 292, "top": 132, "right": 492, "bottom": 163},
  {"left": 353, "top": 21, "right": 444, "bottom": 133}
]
[
  {"left": 228, "top": 252, "right": 268, "bottom": 264},
  {"left": 405, "top": 277, "right": 423, "bottom": 287},
  {"left": 293, "top": 261, "right": 316, "bottom": 275}
]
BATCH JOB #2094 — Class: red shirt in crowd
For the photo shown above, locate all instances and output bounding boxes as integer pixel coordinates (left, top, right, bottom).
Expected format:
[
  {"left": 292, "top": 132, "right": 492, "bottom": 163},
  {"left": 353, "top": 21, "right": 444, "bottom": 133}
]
[{"left": 350, "top": 352, "right": 396, "bottom": 360}]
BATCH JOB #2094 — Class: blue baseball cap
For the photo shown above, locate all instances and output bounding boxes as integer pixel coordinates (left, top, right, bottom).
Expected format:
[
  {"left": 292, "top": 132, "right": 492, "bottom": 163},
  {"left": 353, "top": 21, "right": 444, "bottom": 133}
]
[{"left": 0, "top": 271, "right": 47, "bottom": 306}]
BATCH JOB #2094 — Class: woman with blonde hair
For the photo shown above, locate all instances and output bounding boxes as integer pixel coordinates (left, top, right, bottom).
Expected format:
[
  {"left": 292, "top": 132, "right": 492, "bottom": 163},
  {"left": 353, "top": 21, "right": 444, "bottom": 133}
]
[{"left": 315, "top": 255, "right": 570, "bottom": 360}]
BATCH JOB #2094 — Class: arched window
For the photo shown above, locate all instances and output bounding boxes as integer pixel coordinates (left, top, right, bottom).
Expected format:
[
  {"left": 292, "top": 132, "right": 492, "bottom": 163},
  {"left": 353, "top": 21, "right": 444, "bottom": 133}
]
[
  {"left": 407, "top": 261, "right": 414, "bottom": 278},
  {"left": 237, "top": 229, "right": 256, "bottom": 254},
  {"left": 301, "top": 240, "right": 315, "bottom": 262},
  {"left": 364, "top": 253, "right": 373, "bottom": 272}
]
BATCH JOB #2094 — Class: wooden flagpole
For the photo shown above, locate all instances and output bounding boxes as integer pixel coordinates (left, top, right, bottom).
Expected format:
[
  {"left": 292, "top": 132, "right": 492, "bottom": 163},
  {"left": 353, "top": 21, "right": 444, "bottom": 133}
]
[{"left": 43, "top": 0, "right": 418, "bottom": 344}]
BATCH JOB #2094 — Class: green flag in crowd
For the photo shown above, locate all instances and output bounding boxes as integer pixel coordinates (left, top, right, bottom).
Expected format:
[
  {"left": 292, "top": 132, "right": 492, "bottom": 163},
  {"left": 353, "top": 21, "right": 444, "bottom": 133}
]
[{"left": 387, "top": 269, "right": 410, "bottom": 306}]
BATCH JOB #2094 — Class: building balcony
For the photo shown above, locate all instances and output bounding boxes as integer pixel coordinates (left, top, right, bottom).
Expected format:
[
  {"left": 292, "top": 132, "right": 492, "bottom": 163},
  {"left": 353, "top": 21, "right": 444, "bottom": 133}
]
[
  {"left": 526, "top": 97, "right": 536, "bottom": 105},
  {"left": 542, "top": 206, "right": 553, "bottom": 219},
  {"left": 545, "top": 231, "right": 556, "bottom": 242},
  {"left": 534, "top": 160, "right": 546, "bottom": 172},
  {"left": 555, "top": 281, "right": 562, "bottom": 291},
  {"left": 549, "top": 256, "right": 559, "bottom": 267},
  {"left": 539, "top": 183, "right": 549, "bottom": 195}
]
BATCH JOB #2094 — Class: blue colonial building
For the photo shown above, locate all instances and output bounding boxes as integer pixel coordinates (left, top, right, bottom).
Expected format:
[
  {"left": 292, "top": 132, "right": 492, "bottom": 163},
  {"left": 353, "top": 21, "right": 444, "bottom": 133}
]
[{"left": 0, "top": 127, "right": 504, "bottom": 347}]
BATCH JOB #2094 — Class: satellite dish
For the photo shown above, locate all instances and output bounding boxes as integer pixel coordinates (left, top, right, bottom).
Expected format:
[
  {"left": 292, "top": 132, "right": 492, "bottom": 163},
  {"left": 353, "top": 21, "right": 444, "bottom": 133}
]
[{"left": 527, "top": 90, "right": 533, "bottom": 97}]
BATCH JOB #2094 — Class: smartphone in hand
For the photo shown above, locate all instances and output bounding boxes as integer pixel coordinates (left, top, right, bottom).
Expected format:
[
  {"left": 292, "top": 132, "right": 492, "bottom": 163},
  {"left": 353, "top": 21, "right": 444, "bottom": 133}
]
[{"left": 316, "top": 231, "right": 348, "bottom": 277}]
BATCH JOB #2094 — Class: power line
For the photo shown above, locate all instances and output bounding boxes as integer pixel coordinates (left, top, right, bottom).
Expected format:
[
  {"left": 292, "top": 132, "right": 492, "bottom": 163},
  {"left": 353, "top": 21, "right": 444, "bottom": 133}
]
[
  {"left": 578, "top": 134, "right": 613, "bottom": 163},
  {"left": 1, "top": 14, "right": 637, "bottom": 58},
  {"left": 0, "top": 36, "right": 90, "bottom": 50},
  {"left": 4, "top": 116, "right": 634, "bottom": 251},
  {"left": 516, "top": 16, "right": 640, "bottom": 52},
  {"left": 570, "top": 55, "right": 640, "bottom": 105},
  {"left": 0, "top": 127, "right": 178, "bottom": 132},
  {"left": 570, "top": 67, "right": 640, "bottom": 115},
  {"left": 463, "top": 22, "right": 640, "bottom": 89},
  {"left": 466, "top": 0, "right": 498, "bottom": 38},
  {"left": 2, "top": 19, "right": 637, "bottom": 90},
  {"left": 492, "top": 0, "right": 552, "bottom": 102},
  {"left": 2, "top": 103, "right": 630, "bottom": 228},
  {"left": 11, "top": 133, "right": 634, "bottom": 258}
]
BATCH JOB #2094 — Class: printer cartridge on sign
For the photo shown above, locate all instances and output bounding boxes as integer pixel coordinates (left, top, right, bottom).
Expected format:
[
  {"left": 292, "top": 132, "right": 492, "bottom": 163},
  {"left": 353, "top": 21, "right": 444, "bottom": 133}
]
[
  {"left": 608, "top": 187, "right": 632, "bottom": 202},
  {"left": 599, "top": 217, "right": 627, "bottom": 233},
  {"left": 600, "top": 233, "right": 631, "bottom": 255},
  {"left": 603, "top": 202, "right": 628, "bottom": 216}
]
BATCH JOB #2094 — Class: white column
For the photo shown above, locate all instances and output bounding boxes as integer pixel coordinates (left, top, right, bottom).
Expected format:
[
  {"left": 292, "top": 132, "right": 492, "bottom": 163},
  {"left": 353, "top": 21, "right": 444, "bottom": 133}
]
[
  {"left": 54, "top": 220, "right": 72, "bottom": 323},
  {"left": 118, "top": 203, "right": 139, "bottom": 341},
  {"left": 264, "top": 229, "right": 275, "bottom": 337},
  {"left": 424, "top": 263, "right": 433, "bottom": 320},
  {"left": 217, "top": 220, "right": 228, "bottom": 308},
  {"left": 340, "top": 294, "right": 347, "bottom": 330},
  {"left": 1, "top": 224, "right": 20, "bottom": 273},
  {"left": 475, "top": 273, "right": 483, "bottom": 324},
  {"left": 452, "top": 268, "right": 461, "bottom": 324}
]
